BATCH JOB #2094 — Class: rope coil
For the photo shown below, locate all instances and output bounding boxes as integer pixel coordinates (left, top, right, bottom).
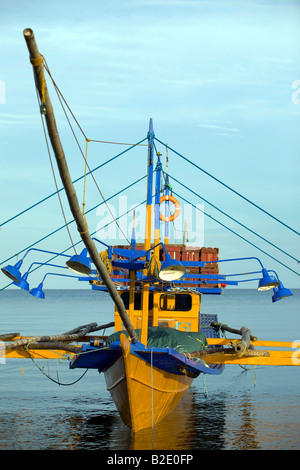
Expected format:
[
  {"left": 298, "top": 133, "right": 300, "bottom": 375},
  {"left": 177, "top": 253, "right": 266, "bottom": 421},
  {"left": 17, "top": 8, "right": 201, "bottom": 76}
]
[
  {"left": 30, "top": 54, "right": 44, "bottom": 67},
  {"left": 30, "top": 54, "right": 46, "bottom": 110},
  {"left": 147, "top": 252, "right": 161, "bottom": 277},
  {"left": 100, "top": 250, "right": 112, "bottom": 274}
]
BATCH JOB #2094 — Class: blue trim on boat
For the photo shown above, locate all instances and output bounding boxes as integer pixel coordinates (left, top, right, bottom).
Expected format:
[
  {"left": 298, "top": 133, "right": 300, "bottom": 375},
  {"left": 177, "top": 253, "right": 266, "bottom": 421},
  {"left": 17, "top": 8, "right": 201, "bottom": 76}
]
[
  {"left": 69, "top": 345, "right": 121, "bottom": 370},
  {"left": 70, "top": 340, "right": 224, "bottom": 376}
]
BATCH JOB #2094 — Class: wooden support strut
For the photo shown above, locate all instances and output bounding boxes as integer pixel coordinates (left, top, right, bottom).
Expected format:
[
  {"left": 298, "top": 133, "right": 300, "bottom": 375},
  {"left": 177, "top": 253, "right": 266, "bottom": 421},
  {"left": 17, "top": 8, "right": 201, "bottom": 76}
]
[
  {"left": 0, "top": 333, "right": 20, "bottom": 341},
  {"left": 3, "top": 321, "right": 115, "bottom": 357},
  {"left": 189, "top": 347, "right": 270, "bottom": 359},
  {"left": 7, "top": 322, "right": 98, "bottom": 349},
  {"left": 23, "top": 28, "right": 138, "bottom": 343},
  {"left": 232, "top": 326, "right": 252, "bottom": 355},
  {"left": 188, "top": 323, "right": 270, "bottom": 359},
  {"left": 211, "top": 322, "right": 258, "bottom": 342},
  {"left": 25, "top": 342, "right": 80, "bottom": 354}
]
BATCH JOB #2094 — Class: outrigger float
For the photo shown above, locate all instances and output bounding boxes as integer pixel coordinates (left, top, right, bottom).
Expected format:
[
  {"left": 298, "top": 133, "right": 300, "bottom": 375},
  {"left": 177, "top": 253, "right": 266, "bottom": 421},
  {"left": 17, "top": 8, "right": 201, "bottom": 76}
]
[{"left": 1, "top": 29, "right": 299, "bottom": 433}]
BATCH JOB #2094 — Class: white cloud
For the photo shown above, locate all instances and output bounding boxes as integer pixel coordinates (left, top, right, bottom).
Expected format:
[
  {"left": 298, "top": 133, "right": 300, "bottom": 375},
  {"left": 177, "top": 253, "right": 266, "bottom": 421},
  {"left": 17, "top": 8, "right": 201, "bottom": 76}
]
[{"left": 197, "top": 123, "right": 240, "bottom": 132}]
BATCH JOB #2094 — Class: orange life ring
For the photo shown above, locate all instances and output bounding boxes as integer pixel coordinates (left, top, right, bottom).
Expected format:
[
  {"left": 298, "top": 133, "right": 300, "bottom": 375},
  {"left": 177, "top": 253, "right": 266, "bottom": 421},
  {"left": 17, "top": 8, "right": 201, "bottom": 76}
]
[{"left": 160, "top": 195, "right": 181, "bottom": 222}]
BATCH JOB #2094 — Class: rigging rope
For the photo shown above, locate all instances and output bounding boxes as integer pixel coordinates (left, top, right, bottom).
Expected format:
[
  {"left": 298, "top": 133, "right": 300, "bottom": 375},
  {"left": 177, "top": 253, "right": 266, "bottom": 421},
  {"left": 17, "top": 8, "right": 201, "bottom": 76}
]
[
  {"left": 173, "top": 190, "right": 300, "bottom": 278},
  {"left": 155, "top": 137, "right": 300, "bottom": 237},
  {"left": 0, "top": 137, "right": 147, "bottom": 229},
  {"left": 35, "top": 83, "right": 79, "bottom": 260},
  {"left": 43, "top": 57, "right": 147, "bottom": 148},
  {"left": 78, "top": 138, "right": 90, "bottom": 235},
  {"left": 0, "top": 175, "right": 147, "bottom": 267},
  {"left": 147, "top": 252, "right": 161, "bottom": 277},
  {"left": 46, "top": 67, "right": 132, "bottom": 244},
  {"left": 100, "top": 250, "right": 112, "bottom": 274},
  {"left": 25, "top": 341, "right": 88, "bottom": 386},
  {"left": 3, "top": 53, "right": 298, "bottom": 299},
  {"left": 0, "top": 198, "right": 148, "bottom": 291},
  {"left": 166, "top": 171, "right": 299, "bottom": 264},
  {"left": 82, "top": 138, "right": 89, "bottom": 217}
]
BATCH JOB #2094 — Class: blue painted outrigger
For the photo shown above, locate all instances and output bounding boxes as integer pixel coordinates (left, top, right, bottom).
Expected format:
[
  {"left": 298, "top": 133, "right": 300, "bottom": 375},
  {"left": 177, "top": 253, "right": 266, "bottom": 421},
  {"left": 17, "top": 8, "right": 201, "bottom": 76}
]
[{"left": 70, "top": 314, "right": 225, "bottom": 378}]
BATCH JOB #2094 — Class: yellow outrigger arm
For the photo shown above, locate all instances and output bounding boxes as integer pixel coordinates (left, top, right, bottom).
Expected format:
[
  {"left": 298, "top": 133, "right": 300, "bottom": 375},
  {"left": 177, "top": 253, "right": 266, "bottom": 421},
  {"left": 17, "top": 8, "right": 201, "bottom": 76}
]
[
  {"left": 1, "top": 334, "right": 299, "bottom": 367},
  {"left": 1, "top": 333, "right": 99, "bottom": 360},
  {"left": 205, "top": 338, "right": 300, "bottom": 367},
  {"left": 4, "top": 347, "right": 79, "bottom": 360},
  {"left": 0, "top": 323, "right": 109, "bottom": 360}
]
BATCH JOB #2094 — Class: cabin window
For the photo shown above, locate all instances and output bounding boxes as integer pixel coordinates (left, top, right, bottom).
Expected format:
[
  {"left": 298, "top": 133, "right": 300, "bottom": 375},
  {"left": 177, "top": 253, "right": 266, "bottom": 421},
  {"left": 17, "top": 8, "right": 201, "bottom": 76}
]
[
  {"left": 121, "top": 291, "right": 153, "bottom": 310},
  {"left": 159, "top": 294, "right": 192, "bottom": 311}
]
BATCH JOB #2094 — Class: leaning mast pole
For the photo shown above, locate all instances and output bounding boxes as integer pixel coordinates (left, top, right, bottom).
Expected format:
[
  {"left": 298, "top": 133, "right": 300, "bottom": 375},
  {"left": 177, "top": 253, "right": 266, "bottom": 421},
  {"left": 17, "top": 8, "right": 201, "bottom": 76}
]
[{"left": 23, "top": 28, "right": 137, "bottom": 342}]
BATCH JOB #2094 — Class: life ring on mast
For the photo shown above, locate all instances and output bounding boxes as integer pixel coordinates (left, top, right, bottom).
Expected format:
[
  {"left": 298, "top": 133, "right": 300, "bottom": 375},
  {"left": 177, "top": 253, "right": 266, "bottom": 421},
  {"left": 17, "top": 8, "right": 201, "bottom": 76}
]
[{"left": 160, "top": 195, "right": 181, "bottom": 222}]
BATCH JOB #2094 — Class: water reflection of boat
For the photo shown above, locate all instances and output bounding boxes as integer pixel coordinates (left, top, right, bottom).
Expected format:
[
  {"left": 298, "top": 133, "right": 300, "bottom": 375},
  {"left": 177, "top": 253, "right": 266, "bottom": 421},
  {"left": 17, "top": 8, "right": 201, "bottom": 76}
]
[{"left": 71, "top": 388, "right": 227, "bottom": 450}]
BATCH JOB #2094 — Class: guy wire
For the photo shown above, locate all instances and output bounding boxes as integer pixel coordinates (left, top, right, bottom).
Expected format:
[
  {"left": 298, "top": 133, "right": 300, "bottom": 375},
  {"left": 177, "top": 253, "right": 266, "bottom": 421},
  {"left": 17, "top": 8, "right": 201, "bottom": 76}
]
[
  {"left": 34, "top": 82, "right": 79, "bottom": 260},
  {"left": 43, "top": 58, "right": 130, "bottom": 244}
]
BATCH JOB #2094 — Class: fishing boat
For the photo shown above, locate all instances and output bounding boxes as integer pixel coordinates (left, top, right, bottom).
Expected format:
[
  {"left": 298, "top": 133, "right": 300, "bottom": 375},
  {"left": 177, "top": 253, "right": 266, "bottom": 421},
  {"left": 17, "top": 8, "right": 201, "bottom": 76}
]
[{"left": 1, "top": 29, "right": 299, "bottom": 434}]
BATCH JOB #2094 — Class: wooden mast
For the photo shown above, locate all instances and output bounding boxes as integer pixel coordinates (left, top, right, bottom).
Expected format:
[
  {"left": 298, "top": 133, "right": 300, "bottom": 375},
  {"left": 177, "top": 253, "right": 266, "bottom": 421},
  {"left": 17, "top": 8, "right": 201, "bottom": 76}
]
[
  {"left": 140, "top": 118, "right": 154, "bottom": 345},
  {"left": 23, "top": 28, "right": 138, "bottom": 342},
  {"left": 164, "top": 145, "right": 170, "bottom": 244},
  {"left": 154, "top": 151, "right": 162, "bottom": 258}
]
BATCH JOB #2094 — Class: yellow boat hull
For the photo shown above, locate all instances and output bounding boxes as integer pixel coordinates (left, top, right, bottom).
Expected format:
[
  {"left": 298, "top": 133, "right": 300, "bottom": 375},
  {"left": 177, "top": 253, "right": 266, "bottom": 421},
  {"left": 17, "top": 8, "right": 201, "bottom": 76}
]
[{"left": 104, "top": 334, "right": 193, "bottom": 433}]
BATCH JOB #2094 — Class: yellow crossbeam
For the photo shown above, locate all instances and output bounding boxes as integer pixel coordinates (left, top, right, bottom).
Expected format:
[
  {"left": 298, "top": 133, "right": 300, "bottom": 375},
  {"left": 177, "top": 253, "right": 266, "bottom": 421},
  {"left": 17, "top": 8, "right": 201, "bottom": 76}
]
[
  {"left": 2, "top": 337, "right": 299, "bottom": 365},
  {"left": 1, "top": 334, "right": 107, "bottom": 360},
  {"left": 207, "top": 338, "right": 298, "bottom": 349},
  {"left": 1, "top": 333, "right": 70, "bottom": 359},
  {"left": 203, "top": 350, "right": 299, "bottom": 366},
  {"left": 4, "top": 348, "right": 79, "bottom": 360},
  {"left": 205, "top": 337, "right": 300, "bottom": 366}
]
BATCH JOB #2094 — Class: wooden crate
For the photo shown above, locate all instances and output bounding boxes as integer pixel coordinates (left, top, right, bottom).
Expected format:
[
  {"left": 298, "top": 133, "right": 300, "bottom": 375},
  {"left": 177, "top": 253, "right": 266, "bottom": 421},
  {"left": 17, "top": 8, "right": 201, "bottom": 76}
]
[{"left": 112, "top": 244, "right": 220, "bottom": 289}]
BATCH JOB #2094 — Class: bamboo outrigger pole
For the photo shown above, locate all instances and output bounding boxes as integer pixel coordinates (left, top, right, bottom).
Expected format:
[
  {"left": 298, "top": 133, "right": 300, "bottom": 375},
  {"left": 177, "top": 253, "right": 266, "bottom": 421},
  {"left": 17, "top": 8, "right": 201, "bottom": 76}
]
[{"left": 23, "top": 28, "right": 138, "bottom": 342}]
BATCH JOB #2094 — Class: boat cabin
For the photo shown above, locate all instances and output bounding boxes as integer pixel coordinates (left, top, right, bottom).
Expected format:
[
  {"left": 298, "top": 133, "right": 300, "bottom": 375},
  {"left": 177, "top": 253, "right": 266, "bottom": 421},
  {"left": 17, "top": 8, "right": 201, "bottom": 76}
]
[
  {"left": 112, "top": 244, "right": 219, "bottom": 334},
  {"left": 114, "top": 290, "right": 200, "bottom": 332}
]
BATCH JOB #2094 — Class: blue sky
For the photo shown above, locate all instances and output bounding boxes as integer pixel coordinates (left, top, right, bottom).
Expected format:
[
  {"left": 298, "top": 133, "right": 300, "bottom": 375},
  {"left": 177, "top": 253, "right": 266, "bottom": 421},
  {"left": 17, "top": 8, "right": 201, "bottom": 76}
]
[{"left": 0, "top": 0, "right": 300, "bottom": 291}]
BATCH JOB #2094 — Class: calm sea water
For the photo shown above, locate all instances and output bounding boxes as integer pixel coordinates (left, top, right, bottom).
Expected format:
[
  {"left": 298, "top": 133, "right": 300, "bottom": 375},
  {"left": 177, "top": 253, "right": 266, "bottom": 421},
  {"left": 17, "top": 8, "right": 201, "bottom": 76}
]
[{"left": 0, "top": 288, "right": 299, "bottom": 451}]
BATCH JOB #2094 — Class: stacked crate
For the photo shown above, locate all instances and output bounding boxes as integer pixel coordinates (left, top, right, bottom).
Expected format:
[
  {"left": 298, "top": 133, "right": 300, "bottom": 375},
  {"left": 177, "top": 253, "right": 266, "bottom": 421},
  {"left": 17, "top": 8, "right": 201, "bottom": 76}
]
[
  {"left": 111, "top": 244, "right": 219, "bottom": 289},
  {"left": 180, "top": 246, "right": 202, "bottom": 288},
  {"left": 199, "top": 247, "right": 219, "bottom": 288},
  {"left": 160, "top": 245, "right": 219, "bottom": 289}
]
